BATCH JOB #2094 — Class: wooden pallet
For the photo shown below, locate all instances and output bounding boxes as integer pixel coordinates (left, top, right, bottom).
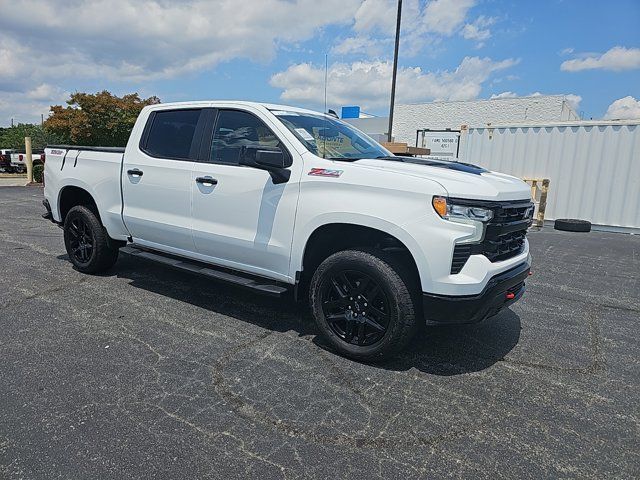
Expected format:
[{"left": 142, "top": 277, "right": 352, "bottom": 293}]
[{"left": 523, "top": 178, "right": 550, "bottom": 227}]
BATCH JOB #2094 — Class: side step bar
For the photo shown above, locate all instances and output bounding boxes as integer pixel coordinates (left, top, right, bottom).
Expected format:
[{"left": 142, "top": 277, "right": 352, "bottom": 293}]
[{"left": 120, "top": 246, "right": 290, "bottom": 297}]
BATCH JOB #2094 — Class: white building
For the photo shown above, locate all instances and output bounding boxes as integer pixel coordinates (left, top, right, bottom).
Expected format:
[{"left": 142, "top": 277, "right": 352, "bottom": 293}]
[
  {"left": 392, "top": 95, "right": 580, "bottom": 145},
  {"left": 343, "top": 97, "right": 638, "bottom": 231},
  {"left": 458, "top": 119, "right": 640, "bottom": 232}
]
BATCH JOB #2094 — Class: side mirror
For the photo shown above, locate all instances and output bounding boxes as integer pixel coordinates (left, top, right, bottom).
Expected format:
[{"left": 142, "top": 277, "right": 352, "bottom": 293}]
[
  {"left": 239, "top": 146, "right": 292, "bottom": 184},
  {"left": 255, "top": 148, "right": 288, "bottom": 169}
]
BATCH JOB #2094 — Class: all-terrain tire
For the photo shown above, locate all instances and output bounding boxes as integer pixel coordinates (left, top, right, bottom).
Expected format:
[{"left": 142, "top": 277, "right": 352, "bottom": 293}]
[
  {"left": 554, "top": 218, "right": 591, "bottom": 232},
  {"left": 309, "top": 248, "right": 418, "bottom": 362},
  {"left": 63, "top": 205, "right": 119, "bottom": 273}
]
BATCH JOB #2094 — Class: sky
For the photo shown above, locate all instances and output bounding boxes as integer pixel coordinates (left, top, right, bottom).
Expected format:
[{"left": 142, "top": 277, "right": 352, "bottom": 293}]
[{"left": 0, "top": 0, "right": 639, "bottom": 126}]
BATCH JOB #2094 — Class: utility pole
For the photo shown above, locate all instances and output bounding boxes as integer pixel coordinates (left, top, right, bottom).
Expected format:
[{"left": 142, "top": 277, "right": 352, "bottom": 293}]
[{"left": 387, "top": 0, "right": 402, "bottom": 142}]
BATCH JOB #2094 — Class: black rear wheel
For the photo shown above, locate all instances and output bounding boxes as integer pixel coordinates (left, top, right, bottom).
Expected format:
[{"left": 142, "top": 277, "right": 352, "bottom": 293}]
[
  {"left": 310, "top": 249, "right": 418, "bottom": 361},
  {"left": 67, "top": 216, "right": 94, "bottom": 265},
  {"left": 63, "top": 205, "right": 119, "bottom": 273}
]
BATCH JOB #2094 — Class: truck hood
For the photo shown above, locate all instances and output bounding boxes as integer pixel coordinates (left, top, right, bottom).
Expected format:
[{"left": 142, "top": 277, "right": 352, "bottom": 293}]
[{"left": 353, "top": 157, "right": 531, "bottom": 201}]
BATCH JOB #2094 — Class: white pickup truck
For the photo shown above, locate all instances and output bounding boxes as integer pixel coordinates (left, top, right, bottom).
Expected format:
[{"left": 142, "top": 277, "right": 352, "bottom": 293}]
[{"left": 44, "top": 101, "right": 533, "bottom": 361}]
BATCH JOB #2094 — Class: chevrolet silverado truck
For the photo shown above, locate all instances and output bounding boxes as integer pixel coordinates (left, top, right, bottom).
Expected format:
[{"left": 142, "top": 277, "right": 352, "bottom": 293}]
[{"left": 43, "top": 101, "right": 533, "bottom": 361}]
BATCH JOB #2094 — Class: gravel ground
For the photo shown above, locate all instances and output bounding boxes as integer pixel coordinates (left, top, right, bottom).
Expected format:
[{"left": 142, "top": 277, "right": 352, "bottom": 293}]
[{"left": 1, "top": 186, "right": 638, "bottom": 479}]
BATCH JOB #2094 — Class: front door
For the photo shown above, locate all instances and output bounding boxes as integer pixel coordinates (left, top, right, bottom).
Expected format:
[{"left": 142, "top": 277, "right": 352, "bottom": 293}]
[
  {"left": 122, "top": 108, "right": 205, "bottom": 253},
  {"left": 190, "top": 108, "right": 301, "bottom": 281}
]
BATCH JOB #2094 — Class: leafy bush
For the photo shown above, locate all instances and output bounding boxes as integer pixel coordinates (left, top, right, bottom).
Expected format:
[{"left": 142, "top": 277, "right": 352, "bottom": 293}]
[
  {"left": 0, "top": 124, "right": 60, "bottom": 151},
  {"left": 33, "top": 164, "right": 44, "bottom": 183}
]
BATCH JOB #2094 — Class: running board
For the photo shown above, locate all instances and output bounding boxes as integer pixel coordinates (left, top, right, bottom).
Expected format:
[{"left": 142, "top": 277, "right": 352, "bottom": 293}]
[{"left": 120, "top": 246, "right": 290, "bottom": 296}]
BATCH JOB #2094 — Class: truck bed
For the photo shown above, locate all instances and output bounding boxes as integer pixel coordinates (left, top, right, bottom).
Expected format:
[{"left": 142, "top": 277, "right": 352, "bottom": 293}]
[{"left": 44, "top": 144, "right": 129, "bottom": 241}]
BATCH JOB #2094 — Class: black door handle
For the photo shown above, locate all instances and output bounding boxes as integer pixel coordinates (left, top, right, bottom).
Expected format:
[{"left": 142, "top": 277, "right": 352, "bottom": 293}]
[
  {"left": 127, "top": 169, "right": 143, "bottom": 177},
  {"left": 196, "top": 176, "right": 218, "bottom": 186}
]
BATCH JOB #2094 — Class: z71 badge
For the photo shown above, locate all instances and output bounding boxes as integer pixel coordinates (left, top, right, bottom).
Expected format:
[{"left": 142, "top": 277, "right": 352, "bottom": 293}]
[{"left": 308, "top": 168, "right": 343, "bottom": 178}]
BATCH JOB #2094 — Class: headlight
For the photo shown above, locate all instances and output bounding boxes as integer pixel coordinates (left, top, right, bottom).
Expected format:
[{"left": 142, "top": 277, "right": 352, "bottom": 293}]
[
  {"left": 432, "top": 196, "right": 493, "bottom": 244},
  {"left": 432, "top": 196, "right": 493, "bottom": 222}
]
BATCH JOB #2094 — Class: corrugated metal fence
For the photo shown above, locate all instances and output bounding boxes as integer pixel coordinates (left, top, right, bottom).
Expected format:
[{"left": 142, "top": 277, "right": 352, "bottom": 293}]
[{"left": 458, "top": 121, "right": 640, "bottom": 231}]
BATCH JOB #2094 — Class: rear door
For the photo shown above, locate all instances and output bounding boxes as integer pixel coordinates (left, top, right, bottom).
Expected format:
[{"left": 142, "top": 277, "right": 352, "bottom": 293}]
[
  {"left": 190, "top": 108, "right": 302, "bottom": 281},
  {"left": 122, "top": 108, "right": 207, "bottom": 253}
]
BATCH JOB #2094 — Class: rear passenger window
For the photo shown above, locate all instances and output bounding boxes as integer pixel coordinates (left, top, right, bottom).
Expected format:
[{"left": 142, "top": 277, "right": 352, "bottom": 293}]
[
  {"left": 210, "top": 110, "right": 281, "bottom": 165},
  {"left": 143, "top": 109, "right": 202, "bottom": 160}
]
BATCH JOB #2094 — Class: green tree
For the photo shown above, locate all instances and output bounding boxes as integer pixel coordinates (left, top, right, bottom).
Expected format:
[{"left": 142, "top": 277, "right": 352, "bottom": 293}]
[
  {"left": 45, "top": 91, "right": 161, "bottom": 147},
  {"left": 0, "top": 123, "right": 60, "bottom": 151}
]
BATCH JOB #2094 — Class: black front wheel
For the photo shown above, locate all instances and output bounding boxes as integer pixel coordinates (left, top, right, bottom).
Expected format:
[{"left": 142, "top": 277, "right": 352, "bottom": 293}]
[
  {"left": 63, "top": 205, "right": 119, "bottom": 273},
  {"left": 310, "top": 249, "right": 418, "bottom": 361}
]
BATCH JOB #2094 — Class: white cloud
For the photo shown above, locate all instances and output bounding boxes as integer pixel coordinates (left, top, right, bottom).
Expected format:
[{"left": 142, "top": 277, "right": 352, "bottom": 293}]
[
  {"left": 353, "top": 0, "right": 400, "bottom": 34},
  {"left": 603, "top": 96, "right": 640, "bottom": 120},
  {"left": 26, "top": 84, "right": 66, "bottom": 101},
  {"left": 353, "top": 0, "right": 475, "bottom": 37},
  {"left": 490, "top": 91, "right": 517, "bottom": 99},
  {"left": 270, "top": 56, "right": 518, "bottom": 110},
  {"left": 0, "top": 0, "right": 362, "bottom": 80},
  {"left": 332, "top": 36, "right": 389, "bottom": 56},
  {"left": 0, "top": 0, "right": 364, "bottom": 124},
  {"left": 0, "top": 89, "right": 67, "bottom": 124},
  {"left": 462, "top": 15, "right": 495, "bottom": 48},
  {"left": 339, "top": 0, "right": 478, "bottom": 58},
  {"left": 561, "top": 46, "right": 640, "bottom": 72},
  {"left": 423, "top": 0, "right": 476, "bottom": 35},
  {"left": 563, "top": 94, "right": 582, "bottom": 112}
]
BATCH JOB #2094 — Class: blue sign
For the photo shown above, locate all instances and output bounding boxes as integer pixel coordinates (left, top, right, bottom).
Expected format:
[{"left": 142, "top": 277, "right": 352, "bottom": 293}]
[{"left": 341, "top": 106, "right": 360, "bottom": 119}]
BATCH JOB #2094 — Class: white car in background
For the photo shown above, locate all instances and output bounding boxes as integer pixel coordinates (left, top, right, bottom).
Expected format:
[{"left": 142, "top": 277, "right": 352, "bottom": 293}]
[{"left": 9, "top": 151, "right": 45, "bottom": 172}]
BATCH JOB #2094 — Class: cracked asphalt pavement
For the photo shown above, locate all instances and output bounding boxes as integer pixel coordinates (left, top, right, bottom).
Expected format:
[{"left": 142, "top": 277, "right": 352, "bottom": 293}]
[{"left": 1, "top": 186, "right": 639, "bottom": 479}]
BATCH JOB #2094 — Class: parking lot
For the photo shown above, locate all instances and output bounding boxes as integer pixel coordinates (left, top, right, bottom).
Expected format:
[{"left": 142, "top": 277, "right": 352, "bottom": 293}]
[{"left": 0, "top": 186, "right": 638, "bottom": 479}]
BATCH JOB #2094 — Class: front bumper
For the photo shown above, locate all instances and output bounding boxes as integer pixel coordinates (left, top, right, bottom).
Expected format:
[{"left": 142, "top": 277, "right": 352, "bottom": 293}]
[{"left": 422, "top": 260, "right": 530, "bottom": 325}]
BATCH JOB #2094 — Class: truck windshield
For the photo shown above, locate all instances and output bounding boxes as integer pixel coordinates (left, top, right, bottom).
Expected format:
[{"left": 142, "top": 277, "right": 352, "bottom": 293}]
[{"left": 271, "top": 110, "right": 391, "bottom": 160}]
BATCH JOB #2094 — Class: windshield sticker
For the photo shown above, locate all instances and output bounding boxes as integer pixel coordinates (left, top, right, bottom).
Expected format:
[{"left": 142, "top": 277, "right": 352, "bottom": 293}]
[
  {"left": 308, "top": 168, "right": 343, "bottom": 178},
  {"left": 295, "top": 128, "right": 315, "bottom": 142}
]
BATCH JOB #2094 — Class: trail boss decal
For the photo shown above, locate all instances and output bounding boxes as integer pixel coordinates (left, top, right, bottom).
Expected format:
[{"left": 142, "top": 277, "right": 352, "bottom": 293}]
[{"left": 308, "top": 168, "right": 343, "bottom": 178}]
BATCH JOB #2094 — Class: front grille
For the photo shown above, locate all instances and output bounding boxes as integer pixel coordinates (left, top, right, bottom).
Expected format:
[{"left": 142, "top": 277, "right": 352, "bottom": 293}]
[{"left": 450, "top": 199, "right": 533, "bottom": 274}]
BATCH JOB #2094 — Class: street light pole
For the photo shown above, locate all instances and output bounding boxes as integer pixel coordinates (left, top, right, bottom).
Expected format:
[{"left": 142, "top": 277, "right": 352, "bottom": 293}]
[{"left": 387, "top": 0, "right": 402, "bottom": 142}]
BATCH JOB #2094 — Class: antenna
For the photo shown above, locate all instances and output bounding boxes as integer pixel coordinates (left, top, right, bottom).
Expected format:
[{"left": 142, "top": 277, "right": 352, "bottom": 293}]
[
  {"left": 324, "top": 53, "right": 328, "bottom": 115},
  {"left": 323, "top": 53, "right": 328, "bottom": 159}
]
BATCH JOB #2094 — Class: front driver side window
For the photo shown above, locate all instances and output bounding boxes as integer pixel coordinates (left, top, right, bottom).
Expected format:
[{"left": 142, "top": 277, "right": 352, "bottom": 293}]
[{"left": 210, "top": 110, "right": 281, "bottom": 165}]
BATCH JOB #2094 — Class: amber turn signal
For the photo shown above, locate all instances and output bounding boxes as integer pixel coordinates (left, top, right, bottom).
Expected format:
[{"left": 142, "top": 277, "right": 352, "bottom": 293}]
[{"left": 432, "top": 196, "right": 448, "bottom": 218}]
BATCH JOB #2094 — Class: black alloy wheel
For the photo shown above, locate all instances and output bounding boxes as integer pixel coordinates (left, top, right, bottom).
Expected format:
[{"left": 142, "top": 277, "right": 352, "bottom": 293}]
[
  {"left": 63, "top": 205, "right": 120, "bottom": 274},
  {"left": 67, "top": 216, "right": 95, "bottom": 265},
  {"left": 320, "top": 270, "right": 391, "bottom": 346}
]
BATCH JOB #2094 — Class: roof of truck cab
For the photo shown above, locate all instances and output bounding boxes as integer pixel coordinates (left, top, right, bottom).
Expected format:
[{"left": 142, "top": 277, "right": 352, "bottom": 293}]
[{"left": 145, "top": 101, "right": 323, "bottom": 115}]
